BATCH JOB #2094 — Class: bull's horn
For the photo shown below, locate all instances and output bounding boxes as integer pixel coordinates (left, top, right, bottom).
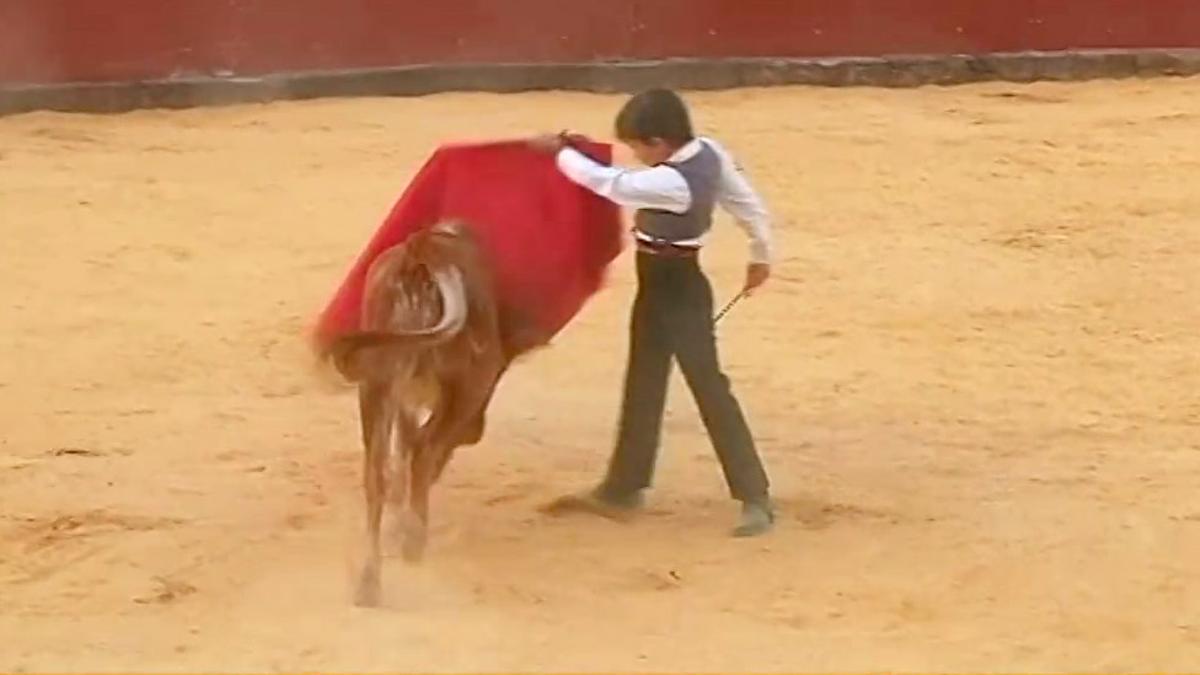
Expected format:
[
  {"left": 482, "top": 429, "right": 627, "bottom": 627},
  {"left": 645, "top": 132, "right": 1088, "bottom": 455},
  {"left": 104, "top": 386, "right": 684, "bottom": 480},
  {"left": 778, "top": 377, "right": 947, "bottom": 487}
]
[
  {"left": 422, "top": 265, "right": 467, "bottom": 336},
  {"left": 388, "top": 264, "right": 467, "bottom": 338}
]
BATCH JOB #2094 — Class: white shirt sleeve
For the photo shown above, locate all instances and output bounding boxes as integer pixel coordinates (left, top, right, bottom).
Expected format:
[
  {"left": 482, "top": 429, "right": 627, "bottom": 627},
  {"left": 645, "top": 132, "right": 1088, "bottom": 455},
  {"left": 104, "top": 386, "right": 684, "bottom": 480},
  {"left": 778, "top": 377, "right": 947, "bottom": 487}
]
[
  {"left": 555, "top": 147, "right": 691, "bottom": 214},
  {"left": 705, "top": 139, "right": 775, "bottom": 265}
]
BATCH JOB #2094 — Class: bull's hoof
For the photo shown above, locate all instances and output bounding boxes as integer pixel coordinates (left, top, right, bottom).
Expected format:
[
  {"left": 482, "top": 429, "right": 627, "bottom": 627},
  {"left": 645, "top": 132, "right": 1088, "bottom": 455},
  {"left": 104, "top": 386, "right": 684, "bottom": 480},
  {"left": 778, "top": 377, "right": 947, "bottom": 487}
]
[
  {"left": 397, "top": 511, "right": 428, "bottom": 564},
  {"left": 382, "top": 513, "right": 407, "bottom": 557},
  {"left": 401, "top": 529, "right": 427, "bottom": 564},
  {"left": 353, "top": 566, "right": 382, "bottom": 607}
]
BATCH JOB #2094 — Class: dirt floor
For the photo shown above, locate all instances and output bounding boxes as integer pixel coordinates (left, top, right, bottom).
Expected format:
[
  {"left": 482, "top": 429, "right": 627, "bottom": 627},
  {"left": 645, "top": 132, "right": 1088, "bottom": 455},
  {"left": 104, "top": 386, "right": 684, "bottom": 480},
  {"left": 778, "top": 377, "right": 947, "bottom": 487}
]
[{"left": 2, "top": 77, "right": 1199, "bottom": 672}]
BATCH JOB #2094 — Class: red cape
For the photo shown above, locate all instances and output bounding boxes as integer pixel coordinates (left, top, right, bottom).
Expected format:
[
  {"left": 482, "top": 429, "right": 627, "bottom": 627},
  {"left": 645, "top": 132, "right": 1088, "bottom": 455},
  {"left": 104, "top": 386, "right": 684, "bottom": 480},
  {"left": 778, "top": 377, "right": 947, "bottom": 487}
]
[{"left": 312, "top": 139, "right": 623, "bottom": 352}]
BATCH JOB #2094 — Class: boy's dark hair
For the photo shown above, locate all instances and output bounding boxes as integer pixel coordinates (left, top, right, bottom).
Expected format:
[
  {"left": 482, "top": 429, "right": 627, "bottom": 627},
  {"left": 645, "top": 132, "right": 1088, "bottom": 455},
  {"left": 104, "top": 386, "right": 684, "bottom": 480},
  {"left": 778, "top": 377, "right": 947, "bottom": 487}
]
[{"left": 614, "top": 88, "right": 695, "bottom": 146}]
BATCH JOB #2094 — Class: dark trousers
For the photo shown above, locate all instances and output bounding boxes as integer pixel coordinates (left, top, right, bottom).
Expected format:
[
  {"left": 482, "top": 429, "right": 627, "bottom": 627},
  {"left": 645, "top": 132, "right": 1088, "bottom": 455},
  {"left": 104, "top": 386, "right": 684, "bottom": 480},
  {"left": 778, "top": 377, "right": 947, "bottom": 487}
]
[{"left": 602, "top": 252, "right": 770, "bottom": 502}]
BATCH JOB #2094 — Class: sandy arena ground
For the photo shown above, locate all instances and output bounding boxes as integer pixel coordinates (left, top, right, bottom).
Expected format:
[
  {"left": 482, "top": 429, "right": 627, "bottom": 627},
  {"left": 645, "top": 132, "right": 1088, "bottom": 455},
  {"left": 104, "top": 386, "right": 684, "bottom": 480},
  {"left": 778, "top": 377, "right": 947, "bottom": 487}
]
[{"left": 2, "top": 78, "right": 1199, "bottom": 672}]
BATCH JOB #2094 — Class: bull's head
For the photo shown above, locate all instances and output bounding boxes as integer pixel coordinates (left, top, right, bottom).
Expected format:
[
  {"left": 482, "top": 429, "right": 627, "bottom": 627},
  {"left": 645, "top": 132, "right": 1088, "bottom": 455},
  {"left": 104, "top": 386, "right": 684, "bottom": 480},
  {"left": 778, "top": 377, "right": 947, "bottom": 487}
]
[
  {"left": 326, "top": 220, "right": 482, "bottom": 381},
  {"left": 398, "top": 219, "right": 483, "bottom": 336}
]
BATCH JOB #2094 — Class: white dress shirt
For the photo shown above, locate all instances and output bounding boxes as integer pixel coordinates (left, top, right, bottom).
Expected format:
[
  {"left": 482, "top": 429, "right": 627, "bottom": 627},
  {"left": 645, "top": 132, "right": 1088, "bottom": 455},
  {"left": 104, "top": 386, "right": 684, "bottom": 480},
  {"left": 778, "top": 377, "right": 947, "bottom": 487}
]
[{"left": 555, "top": 137, "right": 774, "bottom": 264}]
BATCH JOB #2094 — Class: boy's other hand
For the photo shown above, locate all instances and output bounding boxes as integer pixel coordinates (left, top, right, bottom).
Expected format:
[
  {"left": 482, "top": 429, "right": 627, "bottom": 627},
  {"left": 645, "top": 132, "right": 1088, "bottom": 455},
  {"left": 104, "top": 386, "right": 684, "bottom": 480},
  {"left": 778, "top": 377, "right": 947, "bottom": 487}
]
[{"left": 743, "top": 263, "right": 771, "bottom": 295}]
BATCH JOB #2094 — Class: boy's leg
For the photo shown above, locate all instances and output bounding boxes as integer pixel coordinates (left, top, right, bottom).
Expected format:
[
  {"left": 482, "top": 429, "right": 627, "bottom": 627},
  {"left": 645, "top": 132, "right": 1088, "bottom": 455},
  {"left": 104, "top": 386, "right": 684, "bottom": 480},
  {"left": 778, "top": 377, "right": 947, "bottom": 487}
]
[
  {"left": 601, "top": 276, "right": 673, "bottom": 497},
  {"left": 670, "top": 267, "right": 770, "bottom": 504}
]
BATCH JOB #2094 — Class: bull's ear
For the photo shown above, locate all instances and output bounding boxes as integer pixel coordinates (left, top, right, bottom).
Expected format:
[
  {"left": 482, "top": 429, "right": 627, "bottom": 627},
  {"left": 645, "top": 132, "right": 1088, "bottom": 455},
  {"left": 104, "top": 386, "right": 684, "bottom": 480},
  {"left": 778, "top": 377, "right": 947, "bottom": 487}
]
[
  {"left": 328, "top": 350, "right": 360, "bottom": 382},
  {"left": 325, "top": 335, "right": 374, "bottom": 382},
  {"left": 324, "top": 332, "right": 408, "bottom": 382}
]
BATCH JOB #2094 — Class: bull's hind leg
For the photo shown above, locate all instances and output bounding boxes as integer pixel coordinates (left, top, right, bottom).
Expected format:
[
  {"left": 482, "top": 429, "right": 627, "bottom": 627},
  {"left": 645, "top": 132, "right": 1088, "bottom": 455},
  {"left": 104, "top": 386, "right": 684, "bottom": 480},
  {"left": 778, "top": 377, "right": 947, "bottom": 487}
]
[{"left": 354, "top": 382, "right": 390, "bottom": 607}]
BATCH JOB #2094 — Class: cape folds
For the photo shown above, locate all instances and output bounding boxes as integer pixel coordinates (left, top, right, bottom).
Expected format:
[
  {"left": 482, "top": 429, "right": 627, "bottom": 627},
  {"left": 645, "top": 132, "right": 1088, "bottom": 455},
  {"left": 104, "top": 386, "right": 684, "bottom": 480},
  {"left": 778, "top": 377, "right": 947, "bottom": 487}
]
[{"left": 312, "top": 139, "right": 623, "bottom": 352}]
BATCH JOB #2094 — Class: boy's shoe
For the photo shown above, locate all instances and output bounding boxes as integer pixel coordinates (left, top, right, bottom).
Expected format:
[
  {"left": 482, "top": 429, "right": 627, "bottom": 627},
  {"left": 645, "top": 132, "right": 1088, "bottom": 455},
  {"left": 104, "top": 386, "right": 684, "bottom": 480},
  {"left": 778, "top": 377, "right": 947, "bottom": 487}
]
[
  {"left": 733, "top": 498, "right": 775, "bottom": 537},
  {"left": 541, "top": 485, "right": 644, "bottom": 521}
]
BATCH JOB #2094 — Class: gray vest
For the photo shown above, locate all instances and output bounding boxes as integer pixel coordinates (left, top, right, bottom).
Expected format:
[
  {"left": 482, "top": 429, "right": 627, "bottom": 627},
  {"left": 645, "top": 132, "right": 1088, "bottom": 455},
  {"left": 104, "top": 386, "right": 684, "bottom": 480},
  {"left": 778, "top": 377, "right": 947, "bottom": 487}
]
[{"left": 634, "top": 140, "right": 720, "bottom": 243}]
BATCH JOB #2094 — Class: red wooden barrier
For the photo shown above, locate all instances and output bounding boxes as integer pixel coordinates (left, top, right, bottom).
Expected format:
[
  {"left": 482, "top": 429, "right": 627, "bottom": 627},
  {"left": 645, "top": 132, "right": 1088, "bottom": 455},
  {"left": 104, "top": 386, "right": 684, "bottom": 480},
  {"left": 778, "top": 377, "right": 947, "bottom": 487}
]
[{"left": 3, "top": 0, "right": 1200, "bottom": 85}]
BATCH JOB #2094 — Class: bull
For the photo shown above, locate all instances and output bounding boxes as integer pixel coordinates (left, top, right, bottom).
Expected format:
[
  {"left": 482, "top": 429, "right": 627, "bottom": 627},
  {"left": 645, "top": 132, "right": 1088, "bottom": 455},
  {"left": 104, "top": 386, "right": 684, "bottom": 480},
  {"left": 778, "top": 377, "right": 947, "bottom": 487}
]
[{"left": 324, "top": 219, "right": 541, "bottom": 607}]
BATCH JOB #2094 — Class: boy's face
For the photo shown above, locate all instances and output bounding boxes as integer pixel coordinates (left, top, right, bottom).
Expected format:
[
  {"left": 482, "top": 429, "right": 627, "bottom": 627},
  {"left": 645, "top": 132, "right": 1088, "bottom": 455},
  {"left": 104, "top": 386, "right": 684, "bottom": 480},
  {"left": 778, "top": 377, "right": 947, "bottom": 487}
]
[{"left": 623, "top": 138, "right": 675, "bottom": 166}]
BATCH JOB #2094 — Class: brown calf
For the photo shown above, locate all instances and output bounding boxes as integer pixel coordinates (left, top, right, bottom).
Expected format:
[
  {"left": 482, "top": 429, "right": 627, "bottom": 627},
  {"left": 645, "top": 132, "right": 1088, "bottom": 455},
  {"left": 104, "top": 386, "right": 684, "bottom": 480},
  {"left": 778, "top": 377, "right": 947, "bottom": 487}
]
[{"left": 325, "top": 220, "right": 537, "bottom": 607}]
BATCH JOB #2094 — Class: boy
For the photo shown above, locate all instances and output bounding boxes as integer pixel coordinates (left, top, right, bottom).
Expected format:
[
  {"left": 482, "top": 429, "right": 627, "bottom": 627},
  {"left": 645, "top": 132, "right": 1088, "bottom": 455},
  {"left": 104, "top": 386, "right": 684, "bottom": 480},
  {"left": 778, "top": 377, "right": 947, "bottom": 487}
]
[{"left": 534, "top": 88, "right": 775, "bottom": 537}]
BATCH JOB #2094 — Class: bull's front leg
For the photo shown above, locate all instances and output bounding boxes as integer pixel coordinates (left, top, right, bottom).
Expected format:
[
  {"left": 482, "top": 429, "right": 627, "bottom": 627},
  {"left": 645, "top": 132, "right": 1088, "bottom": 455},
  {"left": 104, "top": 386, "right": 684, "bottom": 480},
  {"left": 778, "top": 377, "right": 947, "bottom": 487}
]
[
  {"left": 354, "top": 383, "right": 390, "bottom": 607},
  {"left": 432, "top": 368, "right": 504, "bottom": 483},
  {"left": 401, "top": 444, "right": 441, "bottom": 563},
  {"left": 384, "top": 415, "right": 416, "bottom": 555}
]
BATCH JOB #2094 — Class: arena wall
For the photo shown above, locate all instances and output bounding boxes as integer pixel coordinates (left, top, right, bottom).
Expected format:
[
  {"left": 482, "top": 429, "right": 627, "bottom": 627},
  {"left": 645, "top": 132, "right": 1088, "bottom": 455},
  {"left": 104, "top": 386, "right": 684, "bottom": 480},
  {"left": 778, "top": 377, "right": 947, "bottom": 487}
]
[
  {"left": 4, "top": 0, "right": 1200, "bottom": 85},
  {"left": 3, "top": 0, "right": 1200, "bottom": 113}
]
